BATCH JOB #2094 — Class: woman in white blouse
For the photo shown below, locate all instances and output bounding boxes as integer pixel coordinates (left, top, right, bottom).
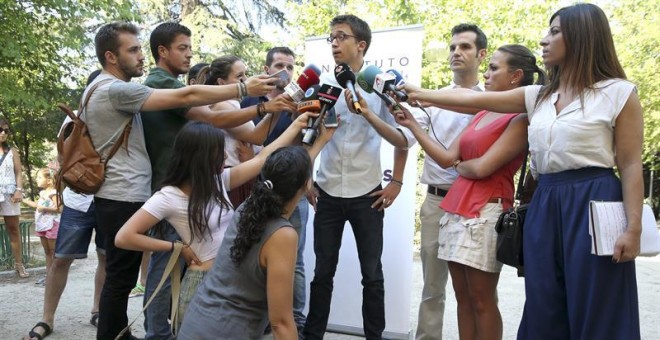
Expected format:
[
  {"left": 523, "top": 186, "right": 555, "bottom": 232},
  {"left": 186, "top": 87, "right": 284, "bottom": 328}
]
[
  {"left": 400, "top": 3, "right": 642, "bottom": 339},
  {"left": 114, "top": 112, "right": 316, "bottom": 330}
]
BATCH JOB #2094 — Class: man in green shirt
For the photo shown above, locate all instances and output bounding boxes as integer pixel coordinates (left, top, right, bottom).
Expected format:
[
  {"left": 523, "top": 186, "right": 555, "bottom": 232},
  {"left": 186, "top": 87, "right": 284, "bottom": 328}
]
[{"left": 140, "top": 22, "right": 297, "bottom": 339}]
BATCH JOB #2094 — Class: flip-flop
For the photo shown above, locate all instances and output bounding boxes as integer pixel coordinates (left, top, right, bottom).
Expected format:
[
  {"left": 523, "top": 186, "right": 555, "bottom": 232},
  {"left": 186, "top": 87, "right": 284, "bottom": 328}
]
[{"left": 28, "top": 321, "right": 52, "bottom": 340}]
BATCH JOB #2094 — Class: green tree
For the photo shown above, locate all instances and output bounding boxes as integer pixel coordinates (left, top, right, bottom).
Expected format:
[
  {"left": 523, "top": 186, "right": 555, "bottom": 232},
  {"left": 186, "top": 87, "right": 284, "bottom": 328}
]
[
  {"left": 0, "top": 0, "right": 137, "bottom": 196},
  {"left": 134, "top": 0, "right": 293, "bottom": 72}
]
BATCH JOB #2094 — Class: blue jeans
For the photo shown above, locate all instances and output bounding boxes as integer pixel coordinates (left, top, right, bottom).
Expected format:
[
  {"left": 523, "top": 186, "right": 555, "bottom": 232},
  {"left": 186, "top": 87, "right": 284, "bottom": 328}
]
[
  {"left": 289, "top": 198, "right": 309, "bottom": 330},
  {"left": 143, "top": 222, "right": 183, "bottom": 340},
  {"left": 303, "top": 185, "right": 385, "bottom": 340}
]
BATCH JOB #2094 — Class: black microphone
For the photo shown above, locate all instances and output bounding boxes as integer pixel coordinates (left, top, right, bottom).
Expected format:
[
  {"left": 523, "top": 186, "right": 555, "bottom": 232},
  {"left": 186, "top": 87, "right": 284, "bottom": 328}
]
[
  {"left": 384, "top": 69, "right": 409, "bottom": 101},
  {"left": 334, "top": 63, "right": 362, "bottom": 113},
  {"left": 298, "top": 85, "right": 321, "bottom": 133},
  {"left": 302, "top": 84, "right": 342, "bottom": 145}
]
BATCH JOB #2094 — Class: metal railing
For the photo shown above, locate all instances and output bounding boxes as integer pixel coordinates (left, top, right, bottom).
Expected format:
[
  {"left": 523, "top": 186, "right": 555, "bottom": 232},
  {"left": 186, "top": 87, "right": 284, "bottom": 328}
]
[{"left": 0, "top": 221, "right": 33, "bottom": 267}]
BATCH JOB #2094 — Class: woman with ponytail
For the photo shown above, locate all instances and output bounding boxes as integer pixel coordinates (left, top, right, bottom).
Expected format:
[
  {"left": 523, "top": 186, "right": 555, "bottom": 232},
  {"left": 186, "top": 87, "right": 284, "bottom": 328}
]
[
  {"left": 178, "top": 139, "right": 335, "bottom": 339},
  {"left": 115, "top": 111, "right": 329, "bottom": 331},
  {"left": 395, "top": 44, "right": 545, "bottom": 339},
  {"left": 401, "top": 4, "right": 643, "bottom": 339},
  {"left": 197, "top": 56, "right": 298, "bottom": 208}
]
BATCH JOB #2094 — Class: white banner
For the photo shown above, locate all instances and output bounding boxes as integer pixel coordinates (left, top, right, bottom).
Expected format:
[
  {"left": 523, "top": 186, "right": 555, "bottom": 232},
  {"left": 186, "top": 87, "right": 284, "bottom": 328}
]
[{"left": 303, "top": 24, "right": 424, "bottom": 339}]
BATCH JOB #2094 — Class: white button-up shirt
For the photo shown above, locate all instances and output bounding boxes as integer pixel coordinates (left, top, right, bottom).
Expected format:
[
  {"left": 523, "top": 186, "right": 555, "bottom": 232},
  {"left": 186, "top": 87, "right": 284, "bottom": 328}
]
[
  {"left": 524, "top": 79, "right": 636, "bottom": 175},
  {"left": 400, "top": 83, "right": 483, "bottom": 188},
  {"left": 315, "top": 65, "right": 399, "bottom": 198}
]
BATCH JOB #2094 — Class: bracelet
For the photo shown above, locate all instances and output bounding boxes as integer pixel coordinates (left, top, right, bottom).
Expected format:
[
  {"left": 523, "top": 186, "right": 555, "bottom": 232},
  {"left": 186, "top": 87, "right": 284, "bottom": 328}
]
[
  {"left": 237, "top": 82, "right": 247, "bottom": 99},
  {"left": 391, "top": 179, "right": 403, "bottom": 186},
  {"left": 236, "top": 83, "right": 247, "bottom": 98},
  {"left": 171, "top": 240, "right": 175, "bottom": 252},
  {"left": 452, "top": 159, "right": 462, "bottom": 169},
  {"left": 15, "top": 187, "right": 23, "bottom": 192},
  {"left": 256, "top": 103, "right": 266, "bottom": 118}
]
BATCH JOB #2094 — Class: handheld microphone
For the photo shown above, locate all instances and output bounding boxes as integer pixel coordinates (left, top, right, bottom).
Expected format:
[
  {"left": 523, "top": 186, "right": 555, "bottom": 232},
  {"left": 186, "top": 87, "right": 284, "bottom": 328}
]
[
  {"left": 297, "top": 85, "right": 321, "bottom": 133},
  {"left": 384, "top": 69, "right": 409, "bottom": 101},
  {"left": 285, "top": 64, "right": 322, "bottom": 102},
  {"left": 302, "top": 84, "right": 342, "bottom": 145},
  {"left": 357, "top": 65, "right": 398, "bottom": 107},
  {"left": 334, "top": 63, "right": 362, "bottom": 113}
]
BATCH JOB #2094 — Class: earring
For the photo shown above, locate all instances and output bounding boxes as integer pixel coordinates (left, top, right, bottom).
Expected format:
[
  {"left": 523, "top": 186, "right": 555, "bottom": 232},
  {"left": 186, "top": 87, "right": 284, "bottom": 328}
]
[{"left": 510, "top": 81, "right": 515, "bottom": 84}]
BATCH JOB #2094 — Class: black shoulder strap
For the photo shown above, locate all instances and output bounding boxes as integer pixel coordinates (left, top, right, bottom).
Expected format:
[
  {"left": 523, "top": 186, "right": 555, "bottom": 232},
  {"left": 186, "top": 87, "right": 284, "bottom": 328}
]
[
  {"left": 0, "top": 146, "right": 10, "bottom": 168},
  {"left": 515, "top": 152, "right": 529, "bottom": 203}
]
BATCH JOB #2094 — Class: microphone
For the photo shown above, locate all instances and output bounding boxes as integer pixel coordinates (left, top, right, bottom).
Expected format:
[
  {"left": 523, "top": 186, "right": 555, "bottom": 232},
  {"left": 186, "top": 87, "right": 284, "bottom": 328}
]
[
  {"left": 297, "top": 85, "right": 321, "bottom": 133},
  {"left": 334, "top": 63, "right": 362, "bottom": 113},
  {"left": 302, "top": 84, "right": 342, "bottom": 145},
  {"left": 357, "top": 65, "right": 398, "bottom": 107},
  {"left": 298, "top": 85, "right": 321, "bottom": 113},
  {"left": 285, "top": 64, "right": 322, "bottom": 102},
  {"left": 384, "top": 69, "right": 409, "bottom": 101}
]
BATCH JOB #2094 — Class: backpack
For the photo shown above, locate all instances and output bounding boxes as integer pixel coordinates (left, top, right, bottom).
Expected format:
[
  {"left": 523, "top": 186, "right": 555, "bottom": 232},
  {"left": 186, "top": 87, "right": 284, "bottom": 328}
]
[{"left": 56, "top": 79, "right": 132, "bottom": 194}]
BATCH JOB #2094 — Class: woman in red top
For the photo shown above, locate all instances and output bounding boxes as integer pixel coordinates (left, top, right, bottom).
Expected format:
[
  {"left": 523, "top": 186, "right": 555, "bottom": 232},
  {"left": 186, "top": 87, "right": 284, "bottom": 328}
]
[{"left": 396, "top": 45, "right": 545, "bottom": 340}]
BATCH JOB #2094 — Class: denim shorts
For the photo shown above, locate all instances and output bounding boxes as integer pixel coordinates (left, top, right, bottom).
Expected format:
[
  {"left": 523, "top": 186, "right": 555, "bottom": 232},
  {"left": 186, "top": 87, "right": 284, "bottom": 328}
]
[{"left": 54, "top": 202, "right": 104, "bottom": 259}]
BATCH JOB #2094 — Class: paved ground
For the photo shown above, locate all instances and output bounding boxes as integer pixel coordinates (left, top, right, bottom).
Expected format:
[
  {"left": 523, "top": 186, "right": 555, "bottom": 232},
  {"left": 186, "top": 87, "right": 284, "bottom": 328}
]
[{"left": 1, "top": 244, "right": 659, "bottom": 339}]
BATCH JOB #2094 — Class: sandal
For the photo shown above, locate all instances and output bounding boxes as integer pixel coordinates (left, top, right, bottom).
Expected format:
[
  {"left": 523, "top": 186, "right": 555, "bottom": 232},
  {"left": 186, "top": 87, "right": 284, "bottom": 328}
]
[
  {"left": 28, "top": 321, "right": 52, "bottom": 340},
  {"left": 90, "top": 312, "right": 99, "bottom": 327},
  {"left": 15, "top": 262, "right": 30, "bottom": 278}
]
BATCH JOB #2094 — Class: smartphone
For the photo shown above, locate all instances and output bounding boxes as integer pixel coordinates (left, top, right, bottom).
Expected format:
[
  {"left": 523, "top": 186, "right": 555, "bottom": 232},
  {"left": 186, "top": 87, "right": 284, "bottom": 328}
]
[
  {"left": 324, "top": 107, "right": 338, "bottom": 127},
  {"left": 269, "top": 69, "right": 289, "bottom": 88}
]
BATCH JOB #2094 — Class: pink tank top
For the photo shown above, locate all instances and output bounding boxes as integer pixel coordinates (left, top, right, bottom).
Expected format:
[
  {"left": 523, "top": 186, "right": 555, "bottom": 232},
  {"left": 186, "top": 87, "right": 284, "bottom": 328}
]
[{"left": 440, "top": 111, "right": 525, "bottom": 218}]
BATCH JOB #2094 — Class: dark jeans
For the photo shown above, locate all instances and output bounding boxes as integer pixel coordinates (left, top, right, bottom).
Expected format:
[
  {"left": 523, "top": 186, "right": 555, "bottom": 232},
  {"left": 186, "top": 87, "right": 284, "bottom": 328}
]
[
  {"left": 303, "top": 185, "right": 385, "bottom": 340},
  {"left": 95, "top": 197, "right": 144, "bottom": 340},
  {"left": 144, "top": 221, "right": 183, "bottom": 340}
]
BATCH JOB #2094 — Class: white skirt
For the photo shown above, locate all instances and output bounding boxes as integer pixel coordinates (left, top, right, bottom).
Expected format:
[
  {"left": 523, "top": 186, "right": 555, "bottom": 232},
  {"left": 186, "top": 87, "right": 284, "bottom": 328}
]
[{"left": 437, "top": 202, "right": 503, "bottom": 273}]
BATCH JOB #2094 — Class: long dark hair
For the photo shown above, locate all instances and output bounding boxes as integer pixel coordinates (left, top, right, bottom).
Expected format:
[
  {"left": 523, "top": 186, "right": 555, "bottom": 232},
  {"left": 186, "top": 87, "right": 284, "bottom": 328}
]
[
  {"left": 539, "top": 3, "right": 626, "bottom": 104},
  {"left": 497, "top": 44, "right": 547, "bottom": 86},
  {"left": 230, "top": 146, "right": 311, "bottom": 264},
  {"left": 160, "top": 121, "right": 232, "bottom": 243}
]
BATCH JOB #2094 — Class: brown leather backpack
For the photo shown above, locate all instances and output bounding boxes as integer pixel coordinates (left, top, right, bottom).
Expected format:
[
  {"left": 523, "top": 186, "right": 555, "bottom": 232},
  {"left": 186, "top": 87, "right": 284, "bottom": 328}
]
[{"left": 56, "top": 80, "right": 131, "bottom": 194}]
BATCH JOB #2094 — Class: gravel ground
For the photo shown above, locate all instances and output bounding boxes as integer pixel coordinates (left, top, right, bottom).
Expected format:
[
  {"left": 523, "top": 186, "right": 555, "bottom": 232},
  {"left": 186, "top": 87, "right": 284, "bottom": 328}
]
[{"left": 1, "top": 244, "right": 659, "bottom": 339}]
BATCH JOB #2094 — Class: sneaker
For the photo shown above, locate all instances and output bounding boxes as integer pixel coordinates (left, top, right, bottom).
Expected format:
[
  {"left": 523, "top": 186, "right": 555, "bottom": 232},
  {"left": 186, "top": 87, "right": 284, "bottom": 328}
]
[{"left": 129, "top": 283, "right": 145, "bottom": 298}]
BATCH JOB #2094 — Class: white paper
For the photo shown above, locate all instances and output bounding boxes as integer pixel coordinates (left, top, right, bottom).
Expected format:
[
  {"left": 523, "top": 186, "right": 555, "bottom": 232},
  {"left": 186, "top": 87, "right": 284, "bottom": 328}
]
[{"left": 589, "top": 201, "right": 660, "bottom": 257}]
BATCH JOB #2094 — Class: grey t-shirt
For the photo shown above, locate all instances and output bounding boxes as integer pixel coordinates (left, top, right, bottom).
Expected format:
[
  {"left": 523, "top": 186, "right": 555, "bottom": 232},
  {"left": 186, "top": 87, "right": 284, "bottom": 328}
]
[
  {"left": 82, "top": 73, "right": 154, "bottom": 202},
  {"left": 177, "top": 207, "right": 293, "bottom": 339}
]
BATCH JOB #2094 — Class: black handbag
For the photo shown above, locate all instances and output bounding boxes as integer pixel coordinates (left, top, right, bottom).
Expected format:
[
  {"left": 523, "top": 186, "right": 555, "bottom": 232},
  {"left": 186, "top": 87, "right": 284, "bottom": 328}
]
[{"left": 494, "top": 153, "right": 529, "bottom": 276}]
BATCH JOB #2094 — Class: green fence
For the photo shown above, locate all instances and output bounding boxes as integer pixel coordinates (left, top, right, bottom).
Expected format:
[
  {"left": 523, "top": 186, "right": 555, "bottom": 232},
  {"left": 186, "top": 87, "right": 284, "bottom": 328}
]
[{"left": 0, "top": 221, "right": 32, "bottom": 268}]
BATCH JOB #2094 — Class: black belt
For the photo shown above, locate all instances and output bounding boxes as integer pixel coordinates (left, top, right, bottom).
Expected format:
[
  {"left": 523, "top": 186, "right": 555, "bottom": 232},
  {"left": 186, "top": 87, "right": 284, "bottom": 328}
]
[{"left": 427, "top": 185, "right": 449, "bottom": 197}]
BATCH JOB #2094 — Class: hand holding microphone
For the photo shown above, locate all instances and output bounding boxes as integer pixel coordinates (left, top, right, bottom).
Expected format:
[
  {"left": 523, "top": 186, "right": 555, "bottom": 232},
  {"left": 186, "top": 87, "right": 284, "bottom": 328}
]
[
  {"left": 343, "top": 88, "right": 369, "bottom": 115},
  {"left": 265, "top": 93, "right": 298, "bottom": 114},
  {"left": 302, "top": 84, "right": 342, "bottom": 145},
  {"left": 244, "top": 75, "right": 279, "bottom": 97}
]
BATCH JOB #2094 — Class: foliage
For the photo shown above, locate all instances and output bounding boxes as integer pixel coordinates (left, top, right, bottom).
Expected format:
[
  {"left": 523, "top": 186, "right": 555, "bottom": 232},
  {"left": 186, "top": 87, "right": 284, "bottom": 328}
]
[
  {"left": 0, "top": 0, "right": 137, "bottom": 195},
  {"left": 134, "top": 0, "right": 293, "bottom": 72}
]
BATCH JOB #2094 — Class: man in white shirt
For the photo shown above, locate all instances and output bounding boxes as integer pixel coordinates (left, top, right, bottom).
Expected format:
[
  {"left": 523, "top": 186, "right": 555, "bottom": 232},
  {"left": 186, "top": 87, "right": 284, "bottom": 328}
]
[
  {"left": 303, "top": 14, "right": 409, "bottom": 340},
  {"left": 400, "top": 24, "right": 487, "bottom": 340}
]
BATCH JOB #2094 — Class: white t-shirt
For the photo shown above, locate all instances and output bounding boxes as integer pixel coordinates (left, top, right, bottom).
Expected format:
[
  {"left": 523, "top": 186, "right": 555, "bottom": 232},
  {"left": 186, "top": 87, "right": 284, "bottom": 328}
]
[
  {"left": 524, "top": 79, "right": 636, "bottom": 175},
  {"left": 141, "top": 170, "right": 234, "bottom": 262}
]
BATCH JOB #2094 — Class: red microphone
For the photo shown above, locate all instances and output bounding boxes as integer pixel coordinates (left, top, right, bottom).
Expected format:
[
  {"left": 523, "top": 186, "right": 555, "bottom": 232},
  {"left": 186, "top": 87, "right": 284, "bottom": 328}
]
[{"left": 285, "top": 64, "right": 322, "bottom": 102}]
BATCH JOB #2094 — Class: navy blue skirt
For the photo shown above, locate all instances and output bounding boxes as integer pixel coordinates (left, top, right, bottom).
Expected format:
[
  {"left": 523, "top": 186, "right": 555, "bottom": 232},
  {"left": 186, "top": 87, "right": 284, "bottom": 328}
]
[{"left": 517, "top": 167, "right": 640, "bottom": 340}]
